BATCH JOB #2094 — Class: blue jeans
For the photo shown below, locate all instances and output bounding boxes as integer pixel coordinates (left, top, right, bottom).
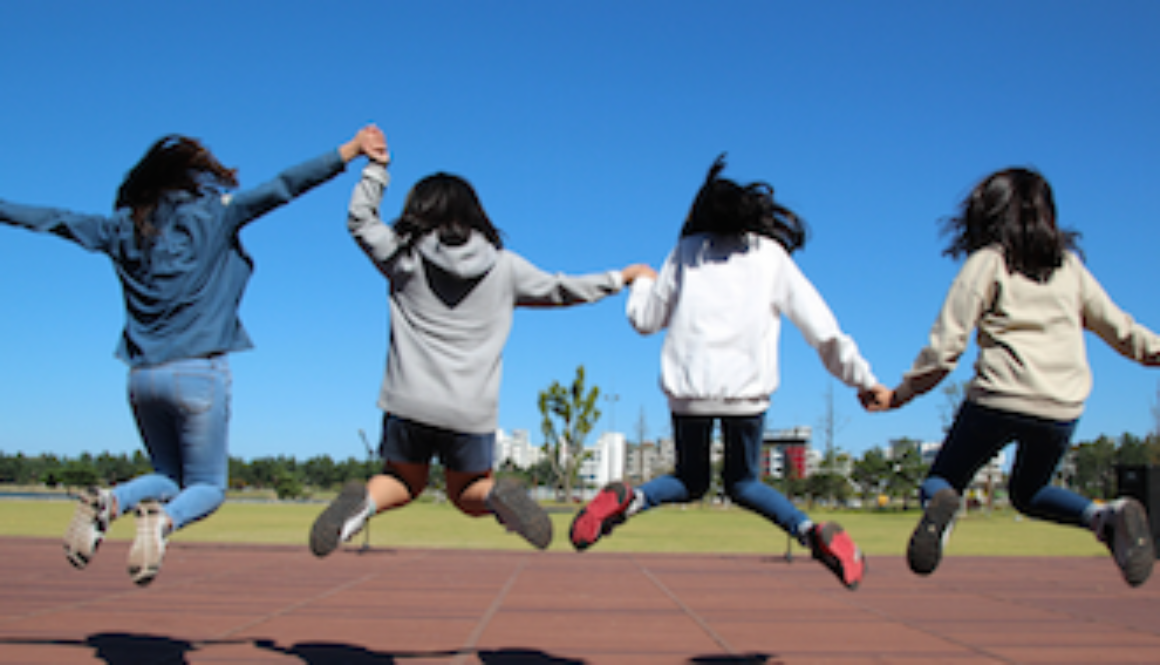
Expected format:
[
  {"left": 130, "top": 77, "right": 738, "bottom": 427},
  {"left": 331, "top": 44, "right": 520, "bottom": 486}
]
[
  {"left": 111, "top": 355, "right": 231, "bottom": 531},
  {"left": 637, "top": 413, "right": 811, "bottom": 539},
  {"left": 923, "top": 401, "right": 1092, "bottom": 527}
]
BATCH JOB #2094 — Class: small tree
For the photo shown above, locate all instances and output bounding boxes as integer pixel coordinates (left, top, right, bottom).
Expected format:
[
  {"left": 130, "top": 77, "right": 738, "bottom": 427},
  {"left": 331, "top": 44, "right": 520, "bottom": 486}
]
[{"left": 539, "top": 365, "right": 601, "bottom": 502}]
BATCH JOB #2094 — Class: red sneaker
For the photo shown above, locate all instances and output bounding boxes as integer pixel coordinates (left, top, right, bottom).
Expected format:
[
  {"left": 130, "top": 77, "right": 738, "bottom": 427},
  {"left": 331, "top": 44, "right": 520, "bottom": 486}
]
[
  {"left": 809, "top": 522, "right": 865, "bottom": 590},
  {"left": 570, "top": 482, "right": 633, "bottom": 551}
]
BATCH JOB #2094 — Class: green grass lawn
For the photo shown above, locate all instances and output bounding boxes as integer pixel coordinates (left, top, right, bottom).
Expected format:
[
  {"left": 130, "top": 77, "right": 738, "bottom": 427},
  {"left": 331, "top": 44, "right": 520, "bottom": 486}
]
[{"left": 0, "top": 495, "right": 1109, "bottom": 558}]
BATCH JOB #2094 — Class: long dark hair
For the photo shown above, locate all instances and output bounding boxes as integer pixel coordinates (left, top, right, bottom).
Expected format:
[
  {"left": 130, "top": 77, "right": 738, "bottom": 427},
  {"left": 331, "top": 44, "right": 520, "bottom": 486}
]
[
  {"left": 115, "top": 135, "right": 238, "bottom": 247},
  {"left": 680, "top": 154, "right": 807, "bottom": 253},
  {"left": 942, "top": 167, "right": 1080, "bottom": 281},
  {"left": 393, "top": 172, "right": 503, "bottom": 251}
]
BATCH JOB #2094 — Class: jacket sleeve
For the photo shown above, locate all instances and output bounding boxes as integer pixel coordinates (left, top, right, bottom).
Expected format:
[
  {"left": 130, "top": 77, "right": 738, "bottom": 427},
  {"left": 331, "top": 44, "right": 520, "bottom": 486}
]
[
  {"left": 780, "top": 257, "right": 878, "bottom": 390},
  {"left": 1079, "top": 257, "right": 1160, "bottom": 366},
  {"left": 894, "top": 251, "right": 996, "bottom": 404},
  {"left": 625, "top": 248, "right": 677, "bottom": 335},
  {"left": 0, "top": 199, "right": 117, "bottom": 253},
  {"left": 509, "top": 253, "right": 624, "bottom": 307},
  {"left": 224, "top": 150, "right": 347, "bottom": 230},
  {"left": 347, "top": 163, "right": 401, "bottom": 273}
]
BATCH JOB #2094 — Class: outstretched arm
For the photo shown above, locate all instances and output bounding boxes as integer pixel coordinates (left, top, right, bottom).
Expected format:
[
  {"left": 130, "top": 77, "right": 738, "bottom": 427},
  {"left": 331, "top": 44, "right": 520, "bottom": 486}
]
[
  {"left": 0, "top": 200, "right": 116, "bottom": 253},
  {"left": 228, "top": 124, "right": 388, "bottom": 228},
  {"left": 347, "top": 158, "right": 401, "bottom": 273}
]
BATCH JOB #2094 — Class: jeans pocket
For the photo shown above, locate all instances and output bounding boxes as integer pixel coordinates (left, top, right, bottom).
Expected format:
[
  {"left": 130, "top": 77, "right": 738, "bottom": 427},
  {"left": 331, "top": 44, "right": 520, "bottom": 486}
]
[{"left": 175, "top": 371, "right": 216, "bottom": 416}]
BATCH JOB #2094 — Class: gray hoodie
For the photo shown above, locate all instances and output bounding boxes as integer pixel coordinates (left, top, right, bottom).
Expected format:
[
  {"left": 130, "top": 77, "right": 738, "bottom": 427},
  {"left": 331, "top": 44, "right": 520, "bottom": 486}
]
[{"left": 348, "top": 163, "right": 624, "bottom": 433}]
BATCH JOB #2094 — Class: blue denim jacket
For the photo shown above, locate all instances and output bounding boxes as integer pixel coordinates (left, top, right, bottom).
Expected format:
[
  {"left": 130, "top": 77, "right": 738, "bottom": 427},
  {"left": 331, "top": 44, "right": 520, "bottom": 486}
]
[{"left": 0, "top": 150, "right": 345, "bottom": 366}]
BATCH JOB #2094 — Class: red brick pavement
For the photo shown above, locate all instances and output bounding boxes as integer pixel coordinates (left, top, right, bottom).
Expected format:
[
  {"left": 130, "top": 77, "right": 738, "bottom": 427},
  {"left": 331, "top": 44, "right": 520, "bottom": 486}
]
[{"left": 2, "top": 537, "right": 1159, "bottom": 664}]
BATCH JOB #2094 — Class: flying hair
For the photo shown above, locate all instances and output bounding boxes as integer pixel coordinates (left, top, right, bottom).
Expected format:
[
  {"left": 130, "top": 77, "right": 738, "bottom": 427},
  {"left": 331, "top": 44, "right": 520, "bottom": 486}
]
[{"left": 680, "top": 154, "right": 807, "bottom": 253}]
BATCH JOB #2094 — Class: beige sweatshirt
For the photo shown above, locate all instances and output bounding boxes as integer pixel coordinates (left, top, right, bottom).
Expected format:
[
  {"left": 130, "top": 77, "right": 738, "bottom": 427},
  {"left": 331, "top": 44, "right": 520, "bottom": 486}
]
[{"left": 895, "top": 246, "right": 1160, "bottom": 421}]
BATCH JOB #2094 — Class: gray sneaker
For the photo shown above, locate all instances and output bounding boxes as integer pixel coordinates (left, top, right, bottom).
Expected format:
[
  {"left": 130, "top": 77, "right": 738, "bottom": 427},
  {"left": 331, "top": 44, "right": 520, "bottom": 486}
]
[
  {"left": 63, "top": 487, "right": 112, "bottom": 569},
  {"left": 907, "top": 488, "right": 960, "bottom": 576},
  {"left": 310, "top": 481, "right": 371, "bottom": 558},
  {"left": 487, "top": 478, "right": 553, "bottom": 550},
  {"left": 127, "top": 500, "right": 169, "bottom": 587},
  {"left": 1096, "top": 498, "right": 1155, "bottom": 588}
]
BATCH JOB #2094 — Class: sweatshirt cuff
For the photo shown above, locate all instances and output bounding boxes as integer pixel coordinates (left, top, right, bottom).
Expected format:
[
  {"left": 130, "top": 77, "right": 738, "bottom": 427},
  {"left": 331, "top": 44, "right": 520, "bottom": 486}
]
[
  {"left": 892, "top": 381, "right": 917, "bottom": 407},
  {"left": 362, "top": 162, "right": 390, "bottom": 187},
  {"left": 610, "top": 270, "right": 626, "bottom": 291}
]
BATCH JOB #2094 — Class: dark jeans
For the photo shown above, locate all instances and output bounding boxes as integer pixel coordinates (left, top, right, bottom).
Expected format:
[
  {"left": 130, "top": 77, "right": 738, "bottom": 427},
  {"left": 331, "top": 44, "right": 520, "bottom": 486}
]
[
  {"left": 637, "top": 412, "right": 811, "bottom": 539},
  {"left": 923, "top": 401, "right": 1091, "bottom": 527}
]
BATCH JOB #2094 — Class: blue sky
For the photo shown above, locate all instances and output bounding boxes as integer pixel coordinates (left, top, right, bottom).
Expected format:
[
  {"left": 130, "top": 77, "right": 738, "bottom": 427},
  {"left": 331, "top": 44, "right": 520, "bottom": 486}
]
[{"left": 2, "top": 2, "right": 1159, "bottom": 463}]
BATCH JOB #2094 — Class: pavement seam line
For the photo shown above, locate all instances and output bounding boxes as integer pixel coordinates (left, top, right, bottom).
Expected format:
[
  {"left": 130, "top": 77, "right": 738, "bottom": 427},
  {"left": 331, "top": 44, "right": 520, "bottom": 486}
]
[
  {"left": 634, "top": 554, "right": 737, "bottom": 656},
  {"left": 447, "top": 554, "right": 529, "bottom": 665}
]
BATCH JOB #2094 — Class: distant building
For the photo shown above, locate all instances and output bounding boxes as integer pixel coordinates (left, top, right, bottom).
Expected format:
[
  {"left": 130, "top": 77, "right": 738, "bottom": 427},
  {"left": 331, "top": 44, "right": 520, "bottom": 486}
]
[
  {"left": 579, "top": 431, "right": 626, "bottom": 490},
  {"left": 625, "top": 437, "right": 675, "bottom": 484},
  {"left": 914, "top": 440, "right": 1006, "bottom": 502},
  {"left": 763, "top": 426, "right": 813, "bottom": 478},
  {"left": 494, "top": 429, "right": 543, "bottom": 469}
]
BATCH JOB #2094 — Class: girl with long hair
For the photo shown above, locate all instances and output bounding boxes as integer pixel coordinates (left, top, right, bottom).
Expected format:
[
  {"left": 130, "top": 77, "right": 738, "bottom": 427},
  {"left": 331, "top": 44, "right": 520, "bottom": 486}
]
[
  {"left": 0, "top": 126, "right": 385, "bottom": 585},
  {"left": 308, "top": 137, "right": 653, "bottom": 556},
  {"left": 569, "top": 155, "right": 882, "bottom": 590},
  {"left": 869, "top": 167, "right": 1160, "bottom": 587}
]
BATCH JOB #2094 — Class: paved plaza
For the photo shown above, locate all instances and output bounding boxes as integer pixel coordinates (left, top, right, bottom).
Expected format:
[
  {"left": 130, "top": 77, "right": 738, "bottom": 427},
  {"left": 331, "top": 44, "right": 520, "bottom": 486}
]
[{"left": 2, "top": 537, "right": 1159, "bottom": 664}]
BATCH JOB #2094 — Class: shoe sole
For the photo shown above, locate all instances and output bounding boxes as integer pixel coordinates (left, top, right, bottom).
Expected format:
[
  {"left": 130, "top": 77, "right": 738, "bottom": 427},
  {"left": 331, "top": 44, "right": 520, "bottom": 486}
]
[
  {"left": 310, "top": 480, "right": 367, "bottom": 558},
  {"left": 908, "top": 488, "right": 959, "bottom": 576},
  {"left": 569, "top": 482, "right": 631, "bottom": 551},
  {"left": 813, "top": 522, "right": 865, "bottom": 590},
  {"left": 1113, "top": 498, "right": 1155, "bottom": 588},
  {"left": 127, "top": 501, "right": 165, "bottom": 587},
  {"left": 490, "top": 478, "right": 553, "bottom": 550},
  {"left": 63, "top": 487, "right": 104, "bottom": 570}
]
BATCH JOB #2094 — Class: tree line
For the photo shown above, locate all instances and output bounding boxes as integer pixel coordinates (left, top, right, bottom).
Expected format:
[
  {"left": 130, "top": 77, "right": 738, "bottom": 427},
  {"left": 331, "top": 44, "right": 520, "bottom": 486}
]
[{"left": 3, "top": 430, "right": 1157, "bottom": 505}]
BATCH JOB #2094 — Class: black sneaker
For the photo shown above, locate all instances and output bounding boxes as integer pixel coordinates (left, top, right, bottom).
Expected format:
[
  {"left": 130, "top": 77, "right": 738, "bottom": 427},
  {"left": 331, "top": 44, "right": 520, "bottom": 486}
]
[
  {"left": 487, "top": 478, "right": 553, "bottom": 550},
  {"left": 310, "top": 481, "right": 371, "bottom": 558},
  {"left": 907, "top": 488, "right": 960, "bottom": 576},
  {"left": 1096, "top": 497, "right": 1155, "bottom": 588}
]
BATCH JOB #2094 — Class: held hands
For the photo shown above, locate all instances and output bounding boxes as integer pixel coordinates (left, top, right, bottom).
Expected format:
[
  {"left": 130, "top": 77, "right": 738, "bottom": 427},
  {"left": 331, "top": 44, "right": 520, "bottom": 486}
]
[
  {"left": 858, "top": 384, "right": 895, "bottom": 412},
  {"left": 340, "top": 124, "right": 390, "bottom": 165},
  {"left": 622, "top": 264, "right": 657, "bottom": 285}
]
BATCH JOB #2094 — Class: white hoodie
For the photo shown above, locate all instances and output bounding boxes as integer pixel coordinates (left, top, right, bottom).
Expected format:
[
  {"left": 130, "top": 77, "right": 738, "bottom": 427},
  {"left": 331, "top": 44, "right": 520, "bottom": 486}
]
[{"left": 627, "top": 232, "right": 876, "bottom": 415}]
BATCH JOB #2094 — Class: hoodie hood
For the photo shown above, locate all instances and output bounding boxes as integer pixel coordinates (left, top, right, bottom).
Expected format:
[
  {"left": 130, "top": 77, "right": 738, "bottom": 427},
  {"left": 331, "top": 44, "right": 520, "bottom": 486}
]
[{"left": 415, "top": 231, "right": 498, "bottom": 279}]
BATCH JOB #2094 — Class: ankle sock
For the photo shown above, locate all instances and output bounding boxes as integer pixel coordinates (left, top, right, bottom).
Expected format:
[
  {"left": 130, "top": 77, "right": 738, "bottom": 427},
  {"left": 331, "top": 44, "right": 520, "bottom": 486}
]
[
  {"left": 625, "top": 488, "right": 647, "bottom": 517},
  {"left": 796, "top": 519, "right": 815, "bottom": 547}
]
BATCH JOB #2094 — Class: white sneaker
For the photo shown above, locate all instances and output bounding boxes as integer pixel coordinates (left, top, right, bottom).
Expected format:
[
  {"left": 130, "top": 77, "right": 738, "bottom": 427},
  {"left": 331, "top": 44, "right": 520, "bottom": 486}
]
[
  {"left": 127, "top": 500, "right": 169, "bottom": 587},
  {"left": 63, "top": 487, "right": 113, "bottom": 569}
]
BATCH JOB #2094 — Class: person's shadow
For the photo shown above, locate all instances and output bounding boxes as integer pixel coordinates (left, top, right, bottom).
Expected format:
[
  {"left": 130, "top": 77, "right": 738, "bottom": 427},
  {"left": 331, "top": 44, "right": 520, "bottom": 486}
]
[
  {"left": 0, "top": 632, "right": 222, "bottom": 664},
  {"left": 255, "top": 639, "right": 586, "bottom": 664},
  {"left": 0, "top": 634, "right": 774, "bottom": 664}
]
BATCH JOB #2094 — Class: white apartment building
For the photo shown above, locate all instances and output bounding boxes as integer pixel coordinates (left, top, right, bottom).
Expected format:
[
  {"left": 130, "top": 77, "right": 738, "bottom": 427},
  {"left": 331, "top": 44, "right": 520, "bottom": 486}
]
[
  {"left": 494, "top": 429, "right": 543, "bottom": 469},
  {"left": 578, "top": 431, "right": 627, "bottom": 491}
]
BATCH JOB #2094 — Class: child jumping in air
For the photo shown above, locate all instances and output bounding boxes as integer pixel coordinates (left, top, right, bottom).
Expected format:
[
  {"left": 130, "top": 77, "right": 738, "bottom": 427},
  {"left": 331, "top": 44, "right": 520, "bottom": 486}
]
[
  {"left": 569, "top": 155, "right": 883, "bottom": 590},
  {"left": 0, "top": 126, "right": 385, "bottom": 585},
  {"left": 867, "top": 167, "right": 1160, "bottom": 587},
  {"left": 309, "top": 136, "right": 653, "bottom": 555}
]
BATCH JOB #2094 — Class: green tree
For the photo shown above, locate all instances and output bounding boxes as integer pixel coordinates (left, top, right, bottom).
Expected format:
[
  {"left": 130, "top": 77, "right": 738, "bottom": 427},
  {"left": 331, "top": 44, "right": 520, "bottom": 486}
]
[
  {"left": 539, "top": 365, "right": 601, "bottom": 502},
  {"left": 851, "top": 447, "right": 891, "bottom": 508},
  {"left": 273, "top": 471, "right": 305, "bottom": 500},
  {"left": 887, "top": 439, "right": 925, "bottom": 510},
  {"left": 60, "top": 459, "right": 99, "bottom": 489},
  {"left": 1067, "top": 436, "right": 1117, "bottom": 499}
]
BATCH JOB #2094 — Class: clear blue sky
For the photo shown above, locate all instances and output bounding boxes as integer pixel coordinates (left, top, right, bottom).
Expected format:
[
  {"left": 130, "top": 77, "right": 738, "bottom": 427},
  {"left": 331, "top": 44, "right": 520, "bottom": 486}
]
[{"left": 2, "top": 2, "right": 1159, "bottom": 463}]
